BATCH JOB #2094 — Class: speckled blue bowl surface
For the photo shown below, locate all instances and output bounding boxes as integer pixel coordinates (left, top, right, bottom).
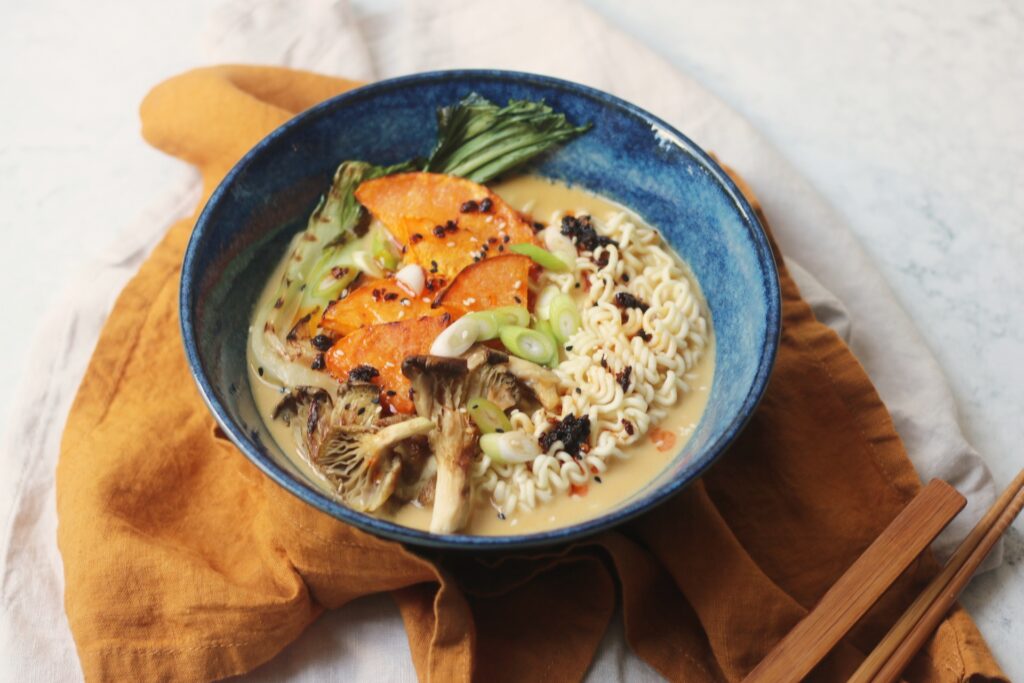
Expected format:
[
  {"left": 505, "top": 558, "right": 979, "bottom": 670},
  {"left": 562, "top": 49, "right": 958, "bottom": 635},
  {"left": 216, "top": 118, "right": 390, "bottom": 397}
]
[{"left": 181, "top": 70, "right": 780, "bottom": 550}]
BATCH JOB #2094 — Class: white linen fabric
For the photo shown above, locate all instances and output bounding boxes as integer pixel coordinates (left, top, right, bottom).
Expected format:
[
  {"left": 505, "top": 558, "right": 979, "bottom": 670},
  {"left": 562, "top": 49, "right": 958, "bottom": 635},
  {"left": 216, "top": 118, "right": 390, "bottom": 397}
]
[{"left": 0, "top": 0, "right": 998, "bottom": 680}]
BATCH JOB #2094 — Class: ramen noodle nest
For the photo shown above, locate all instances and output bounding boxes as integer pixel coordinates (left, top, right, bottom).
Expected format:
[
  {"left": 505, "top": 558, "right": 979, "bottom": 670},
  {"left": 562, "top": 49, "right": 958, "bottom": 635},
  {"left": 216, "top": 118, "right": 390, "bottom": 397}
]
[{"left": 475, "top": 209, "right": 709, "bottom": 516}]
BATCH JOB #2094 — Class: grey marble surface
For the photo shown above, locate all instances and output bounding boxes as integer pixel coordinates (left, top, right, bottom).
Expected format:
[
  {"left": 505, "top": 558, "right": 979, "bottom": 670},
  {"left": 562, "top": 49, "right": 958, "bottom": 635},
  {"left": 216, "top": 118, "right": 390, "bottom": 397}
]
[{"left": 0, "top": 0, "right": 1020, "bottom": 678}]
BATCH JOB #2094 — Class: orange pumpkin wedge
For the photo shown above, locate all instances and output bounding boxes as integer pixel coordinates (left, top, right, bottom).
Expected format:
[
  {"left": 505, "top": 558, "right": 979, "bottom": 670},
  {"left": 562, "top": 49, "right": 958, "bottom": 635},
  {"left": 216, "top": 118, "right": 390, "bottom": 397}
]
[
  {"left": 434, "top": 254, "right": 533, "bottom": 317},
  {"left": 355, "top": 172, "right": 537, "bottom": 280},
  {"left": 321, "top": 277, "right": 450, "bottom": 337},
  {"left": 325, "top": 314, "right": 450, "bottom": 414}
]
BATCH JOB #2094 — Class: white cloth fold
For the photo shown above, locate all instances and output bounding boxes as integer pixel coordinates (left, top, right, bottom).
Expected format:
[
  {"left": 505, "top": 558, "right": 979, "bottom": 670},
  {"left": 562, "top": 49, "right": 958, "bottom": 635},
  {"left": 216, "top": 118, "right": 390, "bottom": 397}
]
[{"left": 0, "top": 0, "right": 998, "bottom": 680}]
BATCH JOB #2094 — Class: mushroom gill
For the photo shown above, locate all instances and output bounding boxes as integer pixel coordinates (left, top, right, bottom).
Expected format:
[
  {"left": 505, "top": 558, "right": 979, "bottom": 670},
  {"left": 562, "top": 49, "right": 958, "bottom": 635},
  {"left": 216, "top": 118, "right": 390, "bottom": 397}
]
[{"left": 273, "top": 380, "right": 433, "bottom": 511}]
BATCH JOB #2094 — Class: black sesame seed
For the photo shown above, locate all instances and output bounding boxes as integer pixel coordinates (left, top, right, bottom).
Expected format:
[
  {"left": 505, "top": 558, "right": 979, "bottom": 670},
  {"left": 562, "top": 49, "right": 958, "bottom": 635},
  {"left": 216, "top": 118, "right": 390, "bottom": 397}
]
[
  {"left": 311, "top": 334, "right": 334, "bottom": 351},
  {"left": 479, "top": 197, "right": 493, "bottom": 212},
  {"left": 311, "top": 353, "right": 325, "bottom": 371}
]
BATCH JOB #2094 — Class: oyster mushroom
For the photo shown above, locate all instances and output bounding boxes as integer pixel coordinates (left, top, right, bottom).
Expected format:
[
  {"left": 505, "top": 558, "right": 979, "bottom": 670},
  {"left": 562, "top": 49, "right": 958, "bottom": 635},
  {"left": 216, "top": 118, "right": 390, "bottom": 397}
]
[
  {"left": 505, "top": 355, "right": 561, "bottom": 411},
  {"left": 402, "top": 346, "right": 562, "bottom": 533},
  {"left": 315, "top": 416, "right": 434, "bottom": 511},
  {"left": 274, "top": 381, "right": 433, "bottom": 511},
  {"left": 402, "top": 355, "right": 478, "bottom": 534}
]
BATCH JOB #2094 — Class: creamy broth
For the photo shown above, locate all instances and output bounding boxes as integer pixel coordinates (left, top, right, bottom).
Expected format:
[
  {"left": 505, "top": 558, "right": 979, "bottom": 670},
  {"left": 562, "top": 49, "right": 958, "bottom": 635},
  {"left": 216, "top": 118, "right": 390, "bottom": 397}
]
[{"left": 248, "top": 175, "right": 714, "bottom": 535}]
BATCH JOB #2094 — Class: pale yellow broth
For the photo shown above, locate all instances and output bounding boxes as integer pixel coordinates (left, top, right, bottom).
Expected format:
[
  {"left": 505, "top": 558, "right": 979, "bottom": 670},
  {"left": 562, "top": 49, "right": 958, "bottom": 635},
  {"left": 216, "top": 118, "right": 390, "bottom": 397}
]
[{"left": 248, "top": 175, "right": 714, "bottom": 535}]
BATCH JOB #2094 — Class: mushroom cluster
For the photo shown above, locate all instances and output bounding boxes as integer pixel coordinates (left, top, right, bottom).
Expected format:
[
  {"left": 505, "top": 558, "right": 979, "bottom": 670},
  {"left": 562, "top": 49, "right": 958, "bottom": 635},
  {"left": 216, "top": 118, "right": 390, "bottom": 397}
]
[
  {"left": 403, "top": 346, "right": 559, "bottom": 533},
  {"left": 274, "top": 347, "right": 560, "bottom": 531}
]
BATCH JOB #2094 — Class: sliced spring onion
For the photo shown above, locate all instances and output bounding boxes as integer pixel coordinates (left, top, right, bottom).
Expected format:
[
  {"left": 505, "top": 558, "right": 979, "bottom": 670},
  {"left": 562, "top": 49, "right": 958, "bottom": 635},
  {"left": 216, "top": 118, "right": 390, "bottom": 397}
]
[
  {"left": 531, "top": 317, "right": 560, "bottom": 368},
  {"left": 499, "top": 325, "right": 556, "bottom": 365},
  {"left": 489, "top": 305, "right": 531, "bottom": 328},
  {"left": 430, "top": 316, "right": 480, "bottom": 357},
  {"left": 548, "top": 293, "right": 582, "bottom": 344},
  {"left": 479, "top": 431, "right": 542, "bottom": 464},
  {"left": 467, "top": 397, "right": 514, "bottom": 434},
  {"left": 465, "top": 311, "right": 501, "bottom": 340},
  {"left": 509, "top": 243, "right": 571, "bottom": 272},
  {"left": 371, "top": 226, "right": 401, "bottom": 272},
  {"left": 541, "top": 227, "right": 578, "bottom": 271},
  {"left": 534, "top": 284, "right": 562, "bottom": 320}
]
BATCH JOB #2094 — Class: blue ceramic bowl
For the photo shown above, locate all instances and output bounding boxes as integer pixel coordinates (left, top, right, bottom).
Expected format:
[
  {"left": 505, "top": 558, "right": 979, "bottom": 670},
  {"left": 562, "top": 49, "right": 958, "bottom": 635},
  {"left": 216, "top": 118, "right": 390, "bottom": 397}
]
[{"left": 181, "top": 70, "right": 780, "bottom": 550}]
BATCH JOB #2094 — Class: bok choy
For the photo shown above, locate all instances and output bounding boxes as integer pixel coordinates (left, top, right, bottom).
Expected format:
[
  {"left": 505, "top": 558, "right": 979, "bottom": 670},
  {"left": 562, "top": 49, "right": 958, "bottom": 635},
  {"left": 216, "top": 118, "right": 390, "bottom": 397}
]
[{"left": 251, "top": 94, "right": 590, "bottom": 387}]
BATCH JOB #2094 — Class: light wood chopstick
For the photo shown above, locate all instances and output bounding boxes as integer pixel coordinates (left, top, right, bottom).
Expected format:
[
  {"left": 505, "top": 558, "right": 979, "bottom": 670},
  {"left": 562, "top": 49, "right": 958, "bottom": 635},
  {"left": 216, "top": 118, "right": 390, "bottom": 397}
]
[
  {"left": 743, "top": 479, "right": 965, "bottom": 683},
  {"left": 851, "top": 468, "right": 1024, "bottom": 683}
]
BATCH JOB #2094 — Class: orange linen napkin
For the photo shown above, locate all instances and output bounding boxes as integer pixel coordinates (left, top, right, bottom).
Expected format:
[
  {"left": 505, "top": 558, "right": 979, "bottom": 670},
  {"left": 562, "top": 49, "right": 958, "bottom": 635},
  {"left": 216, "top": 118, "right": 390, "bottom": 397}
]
[{"left": 56, "top": 66, "right": 1007, "bottom": 682}]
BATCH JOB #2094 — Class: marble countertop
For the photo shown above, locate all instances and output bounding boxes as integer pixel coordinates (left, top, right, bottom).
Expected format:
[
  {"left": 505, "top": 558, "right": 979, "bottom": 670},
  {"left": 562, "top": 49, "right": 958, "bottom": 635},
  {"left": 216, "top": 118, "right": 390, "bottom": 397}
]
[{"left": 1, "top": 0, "right": 1020, "bottom": 677}]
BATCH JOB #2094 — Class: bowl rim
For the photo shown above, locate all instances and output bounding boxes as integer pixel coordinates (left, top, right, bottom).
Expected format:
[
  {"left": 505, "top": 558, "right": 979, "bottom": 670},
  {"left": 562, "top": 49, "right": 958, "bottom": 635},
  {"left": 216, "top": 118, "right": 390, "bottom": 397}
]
[{"left": 181, "top": 68, "right": 781, "bottom": 550}]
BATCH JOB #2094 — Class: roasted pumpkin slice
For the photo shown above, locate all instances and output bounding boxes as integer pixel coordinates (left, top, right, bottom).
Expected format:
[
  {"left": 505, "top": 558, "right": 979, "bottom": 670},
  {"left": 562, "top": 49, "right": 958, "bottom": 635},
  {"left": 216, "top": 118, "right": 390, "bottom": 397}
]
[
  {"left": 321, "top": 278, "right": 450, "bottom": 336},
  {"left": 354, "top": 172, "right": 537, "bottom": 280},
  {"left": 434, "top": 254, "right": 532, "bottom": 316},
  {"left": 325, "top": 314, "right": 450, "bottom": 414}
]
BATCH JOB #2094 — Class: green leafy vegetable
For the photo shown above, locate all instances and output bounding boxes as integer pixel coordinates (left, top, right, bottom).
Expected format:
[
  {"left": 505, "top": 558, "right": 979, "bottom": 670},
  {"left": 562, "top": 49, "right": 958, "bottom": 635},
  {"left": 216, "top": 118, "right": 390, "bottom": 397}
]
[{"left": 426, "top": 94, "right": 592, "bottom": 183}]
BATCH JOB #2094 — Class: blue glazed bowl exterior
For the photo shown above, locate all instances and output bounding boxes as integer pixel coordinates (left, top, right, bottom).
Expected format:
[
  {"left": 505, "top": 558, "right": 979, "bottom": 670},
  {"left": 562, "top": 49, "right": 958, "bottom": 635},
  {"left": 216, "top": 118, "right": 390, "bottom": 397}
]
[{"left": 181, "top": 70, "right": 781, "bottom": 550}]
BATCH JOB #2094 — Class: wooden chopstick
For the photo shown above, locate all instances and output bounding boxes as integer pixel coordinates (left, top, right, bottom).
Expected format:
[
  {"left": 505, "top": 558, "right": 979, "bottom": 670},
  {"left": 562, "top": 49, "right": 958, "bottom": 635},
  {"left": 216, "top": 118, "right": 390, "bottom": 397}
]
[
  {"left": 852, "top": 468, "right": 1024, "bottom": 683},
  {"left": 743, "top": 479, "right": 965, "bottom": 682}
]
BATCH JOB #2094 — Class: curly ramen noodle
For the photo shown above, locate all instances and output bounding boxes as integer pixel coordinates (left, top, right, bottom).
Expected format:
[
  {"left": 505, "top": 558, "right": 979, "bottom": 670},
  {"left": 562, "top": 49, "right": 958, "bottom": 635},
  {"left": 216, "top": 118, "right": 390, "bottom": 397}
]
[{"left": 471, "top": 210, "right": 709, "bottom": 515}]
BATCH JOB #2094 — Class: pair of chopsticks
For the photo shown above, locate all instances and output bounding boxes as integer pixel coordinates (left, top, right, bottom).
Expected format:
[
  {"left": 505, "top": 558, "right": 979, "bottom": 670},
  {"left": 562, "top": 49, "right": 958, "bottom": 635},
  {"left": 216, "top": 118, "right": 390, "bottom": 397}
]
[{"left": 744, "top": 469, "right": 1024, "bottom": 682}]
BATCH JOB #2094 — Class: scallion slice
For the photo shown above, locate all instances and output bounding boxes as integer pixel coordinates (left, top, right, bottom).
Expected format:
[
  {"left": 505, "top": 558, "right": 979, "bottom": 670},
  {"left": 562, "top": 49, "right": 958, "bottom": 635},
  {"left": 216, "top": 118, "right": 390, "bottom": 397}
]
[
  {"left": 468, "top": 397, "right": 514, "bottom": 434},
  {"left": 532, "top": 317, "right": 560, "bottom": 368},
  {"left": 499, "top": 325, "right": 556, "bottom": 364},
  {"left": 509, "top": 243, "right": 571, "bottom": 272},
  {"left": 548, "top": 293, "right": 581, "bottom": 344},
  {"left": 490, "top": 305, "right": 531, "bottom": 328},
  {"left": 534, "top": 284, "right": 562, "bottom": 321},
  {"left": 465, "top": 311, "right": 500, "bottom": 340},
  {"left": 479, "top": 431, "right": 542, "bottom": 464},
  {"left": 430, "top": 316, "right": 480, "bottom": 357}
]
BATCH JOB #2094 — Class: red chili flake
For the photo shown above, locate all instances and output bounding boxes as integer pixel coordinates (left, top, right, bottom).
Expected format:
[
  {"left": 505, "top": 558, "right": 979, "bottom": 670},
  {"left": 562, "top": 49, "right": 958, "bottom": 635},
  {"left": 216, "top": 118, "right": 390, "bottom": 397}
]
[
  {"left": 616, "top": 366, "right": 633, "bottom": 392},
  {"left": 570, "top": 483, "right": 589, "bottom": 497},
  {"left": 621, "top": 418, "right": 635, "bottom": 436},
  {"left": 650, "top": 428, "right": 676, "bottom": 452}
]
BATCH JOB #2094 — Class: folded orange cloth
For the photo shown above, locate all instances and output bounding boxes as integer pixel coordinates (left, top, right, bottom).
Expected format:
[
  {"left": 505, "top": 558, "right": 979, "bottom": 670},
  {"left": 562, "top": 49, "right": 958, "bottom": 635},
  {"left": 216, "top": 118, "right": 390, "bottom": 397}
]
[{"left": 55, "top": 66, "right": 1007, "bottom": 682}]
